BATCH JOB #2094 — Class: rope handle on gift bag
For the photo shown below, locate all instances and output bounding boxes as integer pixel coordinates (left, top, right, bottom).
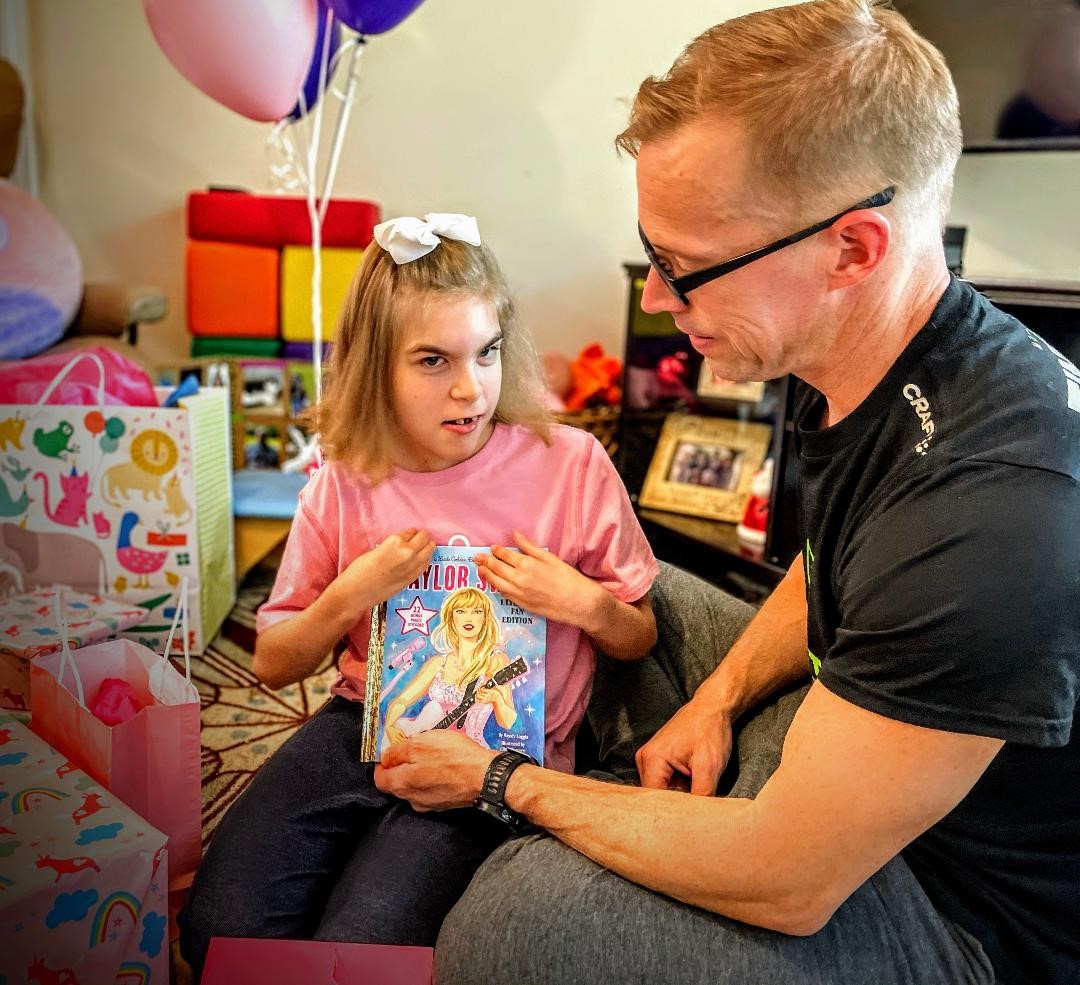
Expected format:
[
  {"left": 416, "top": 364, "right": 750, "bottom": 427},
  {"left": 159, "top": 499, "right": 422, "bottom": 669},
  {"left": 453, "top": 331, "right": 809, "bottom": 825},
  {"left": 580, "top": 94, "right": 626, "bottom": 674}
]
[
  {"left": 53, "top": 588, "right": 87, "bottom": 708},
  {"left": 161, "top": 574, "right": 193, "bottom": 683},
  {"left": 35, "top": 351, "right": 107, "bottom": 409}
]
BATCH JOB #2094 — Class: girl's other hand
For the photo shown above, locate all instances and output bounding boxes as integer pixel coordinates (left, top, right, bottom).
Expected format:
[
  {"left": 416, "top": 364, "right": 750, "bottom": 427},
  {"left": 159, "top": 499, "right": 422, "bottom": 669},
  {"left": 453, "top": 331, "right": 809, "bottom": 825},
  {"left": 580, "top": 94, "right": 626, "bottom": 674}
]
[{"left": 476, "top": 532, "right": 605, "bottom": 629}]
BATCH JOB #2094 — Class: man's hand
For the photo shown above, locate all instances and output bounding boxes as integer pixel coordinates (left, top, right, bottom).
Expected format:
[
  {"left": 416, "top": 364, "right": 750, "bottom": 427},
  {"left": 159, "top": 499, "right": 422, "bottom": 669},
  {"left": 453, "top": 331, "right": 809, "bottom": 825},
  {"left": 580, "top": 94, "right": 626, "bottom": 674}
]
[
  {"left": 476, "top": 532, "right": 606, "bottom": 631},
  {"left": 636, "top": 698, "right": 734, "bottom": 795},
  {"left": 374, "top": 729, "right": 497, "bottom": 812}
]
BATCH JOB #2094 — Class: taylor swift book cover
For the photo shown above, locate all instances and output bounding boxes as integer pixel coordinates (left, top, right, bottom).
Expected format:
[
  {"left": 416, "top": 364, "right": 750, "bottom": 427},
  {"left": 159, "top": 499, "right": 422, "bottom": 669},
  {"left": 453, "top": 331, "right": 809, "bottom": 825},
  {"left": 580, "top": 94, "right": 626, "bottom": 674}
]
[{"left": 360, "top": 542, "right": 546, "bottom": 764}]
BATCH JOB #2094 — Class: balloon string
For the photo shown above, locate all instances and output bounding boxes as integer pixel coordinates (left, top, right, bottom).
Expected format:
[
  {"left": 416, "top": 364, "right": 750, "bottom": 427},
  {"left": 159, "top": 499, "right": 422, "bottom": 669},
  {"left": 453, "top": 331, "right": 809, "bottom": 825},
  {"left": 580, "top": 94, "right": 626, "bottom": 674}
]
[
  {"left": 319, "top": 39, "right": 366, "bottom": 227},
  {"left": 304, "top": 11, "right": 335, "bottom": 470}
]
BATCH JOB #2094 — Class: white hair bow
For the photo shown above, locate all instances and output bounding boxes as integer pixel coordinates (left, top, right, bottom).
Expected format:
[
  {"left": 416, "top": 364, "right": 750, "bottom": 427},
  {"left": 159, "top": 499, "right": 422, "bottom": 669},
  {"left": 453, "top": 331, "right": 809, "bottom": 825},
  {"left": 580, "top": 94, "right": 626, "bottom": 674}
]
[{"left": 372, "top": 213, "right": 482, "bottom": 264}]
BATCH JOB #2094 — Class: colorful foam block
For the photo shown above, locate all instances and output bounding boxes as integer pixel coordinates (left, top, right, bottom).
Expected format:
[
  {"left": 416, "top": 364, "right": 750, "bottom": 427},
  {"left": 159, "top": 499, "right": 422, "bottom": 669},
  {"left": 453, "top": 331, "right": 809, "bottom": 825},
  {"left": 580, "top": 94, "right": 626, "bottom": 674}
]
[
  {"left": 187, "top": 240, "right": 280, "bottom": 338},
  {"left": 188, "top": 190, "right": 380, "bottom": 249},
  {"left": 191, "top": 337, "right": 282, "bottom": 358},
  {"left": 280, "top": 246, "right": 363, "bottom": 343}
]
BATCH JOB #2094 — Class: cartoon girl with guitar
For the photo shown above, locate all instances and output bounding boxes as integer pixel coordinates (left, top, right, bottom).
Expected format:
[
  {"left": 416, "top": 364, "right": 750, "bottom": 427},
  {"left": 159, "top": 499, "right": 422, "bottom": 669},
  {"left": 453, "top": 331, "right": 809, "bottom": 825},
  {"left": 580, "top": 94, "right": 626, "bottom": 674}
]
[{"left": 381, "top": 587, "right": 521, "bottom": 751}]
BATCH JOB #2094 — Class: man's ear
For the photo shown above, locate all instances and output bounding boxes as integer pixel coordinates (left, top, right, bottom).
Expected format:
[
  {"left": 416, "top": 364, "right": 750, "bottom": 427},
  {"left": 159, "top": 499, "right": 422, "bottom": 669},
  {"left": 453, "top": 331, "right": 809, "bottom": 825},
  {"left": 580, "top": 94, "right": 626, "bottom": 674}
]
[{"left": 824, "top": 211, "right": 891, "bottom": 289}]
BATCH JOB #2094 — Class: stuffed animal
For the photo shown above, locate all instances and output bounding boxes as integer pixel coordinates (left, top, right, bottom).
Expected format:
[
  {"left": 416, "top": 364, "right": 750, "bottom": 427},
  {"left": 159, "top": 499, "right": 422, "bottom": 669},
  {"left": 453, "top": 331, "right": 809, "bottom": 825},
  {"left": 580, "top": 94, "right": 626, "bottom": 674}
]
[{"left": 564, "top": 343, "right": 623, "bottom": 411}]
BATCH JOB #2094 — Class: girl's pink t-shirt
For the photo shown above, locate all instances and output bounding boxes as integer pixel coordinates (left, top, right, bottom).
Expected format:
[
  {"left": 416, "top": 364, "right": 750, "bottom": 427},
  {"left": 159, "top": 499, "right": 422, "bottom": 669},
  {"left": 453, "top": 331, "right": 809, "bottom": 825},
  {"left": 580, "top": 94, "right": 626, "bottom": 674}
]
[{"left": 257, "top": 423, "right": 658, "bottom": 773}]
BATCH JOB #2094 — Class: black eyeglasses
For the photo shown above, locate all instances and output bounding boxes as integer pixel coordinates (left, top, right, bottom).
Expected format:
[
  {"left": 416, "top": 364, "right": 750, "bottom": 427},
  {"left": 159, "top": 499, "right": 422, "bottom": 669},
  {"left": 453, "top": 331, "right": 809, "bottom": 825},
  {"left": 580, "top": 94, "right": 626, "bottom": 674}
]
[{"left": 638, "top": 186, "right": 896, "bottom": 305}]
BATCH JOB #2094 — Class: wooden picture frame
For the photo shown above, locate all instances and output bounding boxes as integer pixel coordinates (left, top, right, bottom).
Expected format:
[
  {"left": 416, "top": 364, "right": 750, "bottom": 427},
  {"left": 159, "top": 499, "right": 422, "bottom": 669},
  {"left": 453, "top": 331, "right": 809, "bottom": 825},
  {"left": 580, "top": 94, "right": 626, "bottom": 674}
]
[
  {"left": 639, "top": 414, "right": 772, "bottom": 522},
  {"left": 696, "top": 364, "right": 766, "bottom": 403}
]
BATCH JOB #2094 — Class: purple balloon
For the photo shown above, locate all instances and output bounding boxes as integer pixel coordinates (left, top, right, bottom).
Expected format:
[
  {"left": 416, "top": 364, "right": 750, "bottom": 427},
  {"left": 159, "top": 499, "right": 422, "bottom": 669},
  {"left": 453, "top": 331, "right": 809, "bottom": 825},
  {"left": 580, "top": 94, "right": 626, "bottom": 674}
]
[
  {"left": 288, "top": 4, "right": 342, "bottom": 120},
  {"left": 320, "top": 0, "right": 426, "bottom": 35}
]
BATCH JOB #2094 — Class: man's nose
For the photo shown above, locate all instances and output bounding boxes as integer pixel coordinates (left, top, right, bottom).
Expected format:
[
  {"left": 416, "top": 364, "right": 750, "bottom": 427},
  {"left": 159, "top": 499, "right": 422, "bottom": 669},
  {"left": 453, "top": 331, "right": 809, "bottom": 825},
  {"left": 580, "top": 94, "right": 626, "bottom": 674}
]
[{"left": 640, "top": 265, "right": 687, "bottom": 315}]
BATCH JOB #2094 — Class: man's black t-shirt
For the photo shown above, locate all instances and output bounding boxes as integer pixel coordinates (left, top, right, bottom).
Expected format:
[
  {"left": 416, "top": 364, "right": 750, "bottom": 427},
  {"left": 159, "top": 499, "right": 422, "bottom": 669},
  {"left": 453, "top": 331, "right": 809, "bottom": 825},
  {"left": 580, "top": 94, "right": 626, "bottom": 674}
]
[{"left": 794, "top": 277, "right": 1080, "bottom": 985}]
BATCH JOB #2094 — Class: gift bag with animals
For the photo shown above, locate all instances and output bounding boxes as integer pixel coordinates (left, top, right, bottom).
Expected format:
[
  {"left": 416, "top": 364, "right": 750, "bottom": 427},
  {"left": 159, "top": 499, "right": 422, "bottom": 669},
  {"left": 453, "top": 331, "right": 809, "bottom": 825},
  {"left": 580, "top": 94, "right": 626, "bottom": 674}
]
[{"left": 0, "top": 351, "right": 234, "bottom": 653}]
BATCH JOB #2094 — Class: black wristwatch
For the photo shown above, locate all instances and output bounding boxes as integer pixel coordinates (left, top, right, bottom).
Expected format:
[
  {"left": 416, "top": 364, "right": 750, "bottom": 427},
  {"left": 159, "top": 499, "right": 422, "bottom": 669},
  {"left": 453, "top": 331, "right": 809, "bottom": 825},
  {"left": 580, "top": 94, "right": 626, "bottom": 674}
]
[{"left": 474, "top": 750, "right": 537, "bottom": 833}]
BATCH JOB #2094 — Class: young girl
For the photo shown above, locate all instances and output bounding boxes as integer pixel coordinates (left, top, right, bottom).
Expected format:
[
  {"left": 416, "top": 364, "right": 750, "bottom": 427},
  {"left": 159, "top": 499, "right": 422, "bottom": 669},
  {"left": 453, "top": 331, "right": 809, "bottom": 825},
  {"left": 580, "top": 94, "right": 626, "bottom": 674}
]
[
  {"left": 179, "top": 213, "right": 658, "bottom": 972},
  {"left": 382, "top": 587, "right": 517, "bottom": 751}
]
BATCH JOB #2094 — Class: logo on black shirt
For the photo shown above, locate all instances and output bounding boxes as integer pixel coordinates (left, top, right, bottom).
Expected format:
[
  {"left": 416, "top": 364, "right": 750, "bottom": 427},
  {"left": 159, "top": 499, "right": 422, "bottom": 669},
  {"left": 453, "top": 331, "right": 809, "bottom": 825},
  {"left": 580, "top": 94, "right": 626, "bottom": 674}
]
[{"left": 902, "top": 383, "right": 937, "bottom": 455}]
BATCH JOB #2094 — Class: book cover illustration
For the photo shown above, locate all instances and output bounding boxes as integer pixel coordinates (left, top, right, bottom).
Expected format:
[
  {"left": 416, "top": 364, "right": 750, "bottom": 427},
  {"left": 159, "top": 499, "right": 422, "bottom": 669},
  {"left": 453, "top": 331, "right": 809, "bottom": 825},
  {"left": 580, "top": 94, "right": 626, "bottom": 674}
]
[{"left": 361, "top": 543, "right": 546, "bottom": 764}]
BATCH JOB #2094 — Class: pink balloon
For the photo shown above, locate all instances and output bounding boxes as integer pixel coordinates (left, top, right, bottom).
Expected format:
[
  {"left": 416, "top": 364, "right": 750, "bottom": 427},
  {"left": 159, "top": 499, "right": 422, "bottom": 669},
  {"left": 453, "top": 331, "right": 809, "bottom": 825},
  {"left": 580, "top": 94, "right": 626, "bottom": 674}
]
[{"left": 143, "top": 0, "right": 319, "bottom": 122}]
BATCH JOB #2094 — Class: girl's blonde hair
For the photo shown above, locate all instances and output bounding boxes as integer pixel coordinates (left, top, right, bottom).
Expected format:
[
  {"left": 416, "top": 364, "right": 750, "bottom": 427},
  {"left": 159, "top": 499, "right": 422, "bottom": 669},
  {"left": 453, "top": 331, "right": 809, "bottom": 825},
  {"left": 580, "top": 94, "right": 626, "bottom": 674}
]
[
  {"left": 431, "top": 587, "right": 500, "bottom": 686},
  {"left": 312, "top": 236, "right": 551, "bottom": 479},
  {"left": 616, "top": 0, "right": 961, "bottom": 232}
]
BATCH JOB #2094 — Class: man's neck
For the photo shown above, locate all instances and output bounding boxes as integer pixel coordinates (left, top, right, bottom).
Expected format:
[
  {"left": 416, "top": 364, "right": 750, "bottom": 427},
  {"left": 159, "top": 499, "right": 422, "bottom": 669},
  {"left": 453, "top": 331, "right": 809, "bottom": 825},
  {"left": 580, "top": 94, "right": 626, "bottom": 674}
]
[{"left": 808, "top": 261, "right": 951, "bottom": 428}]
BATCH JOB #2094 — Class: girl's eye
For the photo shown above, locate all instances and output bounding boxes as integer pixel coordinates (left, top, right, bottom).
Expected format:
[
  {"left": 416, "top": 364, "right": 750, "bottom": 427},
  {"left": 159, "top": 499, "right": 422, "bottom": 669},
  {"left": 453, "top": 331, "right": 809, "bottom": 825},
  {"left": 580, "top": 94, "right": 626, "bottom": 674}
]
[
  {"left": 478, "top": 344, "right": 502, "bottom": 365},
  {"left": 420, "top": 355, "right": 444, "bottom": 368}
]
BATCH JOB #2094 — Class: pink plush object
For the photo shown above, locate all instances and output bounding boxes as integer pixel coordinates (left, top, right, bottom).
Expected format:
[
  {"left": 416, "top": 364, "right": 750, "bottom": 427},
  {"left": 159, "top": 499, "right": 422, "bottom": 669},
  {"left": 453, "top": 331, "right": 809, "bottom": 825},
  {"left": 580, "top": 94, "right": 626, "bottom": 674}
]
[
  {"left": 0, "top": 179, "right": 82, "bottom": 359},
  {"left": 0, "top": 346, "right": 158, "bottom": 406},
  {"left": 90, "top": 677, "right": 148, "bottom": 726}
]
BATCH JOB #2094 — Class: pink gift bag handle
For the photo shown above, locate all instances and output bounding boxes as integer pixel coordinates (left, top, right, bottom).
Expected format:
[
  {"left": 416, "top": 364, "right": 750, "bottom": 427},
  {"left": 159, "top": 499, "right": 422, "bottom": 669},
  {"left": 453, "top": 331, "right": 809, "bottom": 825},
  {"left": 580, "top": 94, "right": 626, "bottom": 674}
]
[
  {"left": 35, "top": 350, "right": 107, "bottom": 409},
  {"left": 53, "top": 577, "right": 193, "bottom": 705},
  {"left": 161, "top": 574, "right": 193, "bottom": 683},
  {"left": 53, "top": 589, "right": 87, "bottom": 707}
]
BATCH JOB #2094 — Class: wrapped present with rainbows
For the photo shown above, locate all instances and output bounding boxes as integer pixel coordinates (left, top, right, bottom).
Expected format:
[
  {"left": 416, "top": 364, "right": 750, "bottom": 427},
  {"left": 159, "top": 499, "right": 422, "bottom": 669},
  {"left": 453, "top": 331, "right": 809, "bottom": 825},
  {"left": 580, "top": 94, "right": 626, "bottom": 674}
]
[{"left": 0, "top": 714, "right": 169, "bottom": 984}]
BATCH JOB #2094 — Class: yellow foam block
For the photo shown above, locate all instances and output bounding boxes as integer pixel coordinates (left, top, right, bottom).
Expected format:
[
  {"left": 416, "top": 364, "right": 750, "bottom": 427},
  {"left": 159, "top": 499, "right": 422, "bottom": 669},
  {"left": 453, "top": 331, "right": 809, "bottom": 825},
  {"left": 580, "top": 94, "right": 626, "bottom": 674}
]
[{"left": 280, "top": 246, "right": 364, "bottom": 342}]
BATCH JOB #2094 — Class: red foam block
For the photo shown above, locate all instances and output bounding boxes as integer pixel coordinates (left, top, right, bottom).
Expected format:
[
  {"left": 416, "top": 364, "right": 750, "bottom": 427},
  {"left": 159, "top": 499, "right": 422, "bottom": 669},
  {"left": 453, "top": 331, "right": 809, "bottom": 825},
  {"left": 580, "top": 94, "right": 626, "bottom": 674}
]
[{"left": 188, "top": 190, "right": 380, "bottom": 249}]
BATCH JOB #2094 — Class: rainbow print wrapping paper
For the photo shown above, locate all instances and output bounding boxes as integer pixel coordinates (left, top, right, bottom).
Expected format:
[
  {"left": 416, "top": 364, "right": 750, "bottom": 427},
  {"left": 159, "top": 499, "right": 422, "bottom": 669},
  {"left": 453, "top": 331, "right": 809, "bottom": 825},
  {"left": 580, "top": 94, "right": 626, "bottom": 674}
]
[{"left": 0, "top": 714, "right": 168, "bottom": 985}]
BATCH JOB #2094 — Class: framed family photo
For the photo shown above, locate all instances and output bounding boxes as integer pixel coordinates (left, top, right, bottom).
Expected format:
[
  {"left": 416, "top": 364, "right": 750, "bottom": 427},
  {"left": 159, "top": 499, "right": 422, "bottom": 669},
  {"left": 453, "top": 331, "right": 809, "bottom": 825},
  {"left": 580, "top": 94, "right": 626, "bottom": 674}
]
[{"left": 639, "top": 414, "right": 772, "bottom": 522}]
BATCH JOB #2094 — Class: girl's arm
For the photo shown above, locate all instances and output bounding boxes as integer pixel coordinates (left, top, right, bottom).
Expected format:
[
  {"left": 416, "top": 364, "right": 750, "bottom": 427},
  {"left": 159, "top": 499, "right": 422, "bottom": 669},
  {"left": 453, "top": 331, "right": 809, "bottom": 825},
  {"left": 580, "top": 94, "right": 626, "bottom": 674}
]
[
  {"left": 581, "top": 592, "right": 656, "bottom": 662},
  {"left": 476, "top": 533, "right": 657, "bottom": 662},
  {"left": 253, "top": 528, "right": 435, "bottom": 690}
]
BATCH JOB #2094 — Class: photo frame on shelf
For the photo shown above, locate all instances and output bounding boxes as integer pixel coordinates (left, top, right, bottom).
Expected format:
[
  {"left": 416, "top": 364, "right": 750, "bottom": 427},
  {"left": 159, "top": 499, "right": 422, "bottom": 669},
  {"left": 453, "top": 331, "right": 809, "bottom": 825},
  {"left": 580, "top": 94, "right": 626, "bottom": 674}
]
[
  {"left": 639, "top": 414, "right": 772, "bottom": 522},
  {"left": 696, "top": 364, "right": 766, "bottom": 403}
]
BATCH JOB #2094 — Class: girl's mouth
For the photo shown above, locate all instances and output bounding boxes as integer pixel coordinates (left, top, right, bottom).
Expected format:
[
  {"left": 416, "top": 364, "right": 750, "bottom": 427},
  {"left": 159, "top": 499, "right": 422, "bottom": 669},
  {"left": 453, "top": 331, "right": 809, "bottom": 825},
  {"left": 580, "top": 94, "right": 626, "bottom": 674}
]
[
  {"left": 463, "top": 623, "right": 475, "bottom": 631},
  {"left": 443, "top": 416, "right": 481, "bottom": 434}
]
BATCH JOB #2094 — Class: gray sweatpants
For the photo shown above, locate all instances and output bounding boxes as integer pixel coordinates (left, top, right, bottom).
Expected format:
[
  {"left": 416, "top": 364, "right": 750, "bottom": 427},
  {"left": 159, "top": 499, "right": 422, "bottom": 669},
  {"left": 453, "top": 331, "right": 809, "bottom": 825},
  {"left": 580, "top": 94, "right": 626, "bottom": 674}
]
[{"left": 435, "top": 562, "right": 996, "bottom": 985}]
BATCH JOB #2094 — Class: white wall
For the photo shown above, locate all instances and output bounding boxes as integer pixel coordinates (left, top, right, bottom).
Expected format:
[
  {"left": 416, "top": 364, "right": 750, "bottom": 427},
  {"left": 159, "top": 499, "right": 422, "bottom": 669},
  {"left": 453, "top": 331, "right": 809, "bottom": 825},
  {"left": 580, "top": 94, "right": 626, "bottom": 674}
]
[{"left": 26, "top": 0, "right": 1080, "bottom": 368}]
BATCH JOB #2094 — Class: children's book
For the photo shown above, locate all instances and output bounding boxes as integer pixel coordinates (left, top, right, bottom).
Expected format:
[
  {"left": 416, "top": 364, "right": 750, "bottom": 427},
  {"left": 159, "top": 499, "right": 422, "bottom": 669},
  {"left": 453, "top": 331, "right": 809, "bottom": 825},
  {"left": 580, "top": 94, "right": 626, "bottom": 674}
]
[{"left": 360, "top": 541, "right": 545, "bottom": 764}]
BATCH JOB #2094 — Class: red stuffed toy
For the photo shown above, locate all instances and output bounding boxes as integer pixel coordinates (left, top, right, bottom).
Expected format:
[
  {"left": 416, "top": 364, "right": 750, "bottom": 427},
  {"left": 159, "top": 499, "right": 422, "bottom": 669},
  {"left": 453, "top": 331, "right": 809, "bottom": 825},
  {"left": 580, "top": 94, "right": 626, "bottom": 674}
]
[{"left": 564, "top": 343, "right": 623, "bottom": 411}]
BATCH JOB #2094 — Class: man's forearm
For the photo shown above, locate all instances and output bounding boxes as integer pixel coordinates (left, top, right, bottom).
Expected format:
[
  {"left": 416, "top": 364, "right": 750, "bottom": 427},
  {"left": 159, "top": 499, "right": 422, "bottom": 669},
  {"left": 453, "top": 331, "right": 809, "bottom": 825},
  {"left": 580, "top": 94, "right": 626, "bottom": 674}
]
[
  {"left": 504, "top": 766, "right": 808, "bottom": 933},
  {"left": 694, "top": 555, "right": 809, "bottom": 720}
]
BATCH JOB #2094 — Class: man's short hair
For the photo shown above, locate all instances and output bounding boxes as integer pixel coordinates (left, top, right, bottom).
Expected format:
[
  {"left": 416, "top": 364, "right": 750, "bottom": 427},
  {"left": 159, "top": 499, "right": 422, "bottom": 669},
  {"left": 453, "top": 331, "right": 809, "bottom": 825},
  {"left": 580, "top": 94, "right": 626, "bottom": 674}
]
[{"left": 617, "top": 0, "right": 962, "bottom": 230}]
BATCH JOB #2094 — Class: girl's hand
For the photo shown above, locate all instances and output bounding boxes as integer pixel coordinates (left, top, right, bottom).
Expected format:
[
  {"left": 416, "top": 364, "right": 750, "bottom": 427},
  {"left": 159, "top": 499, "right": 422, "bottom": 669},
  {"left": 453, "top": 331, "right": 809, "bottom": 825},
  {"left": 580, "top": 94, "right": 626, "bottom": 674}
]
[
  {"left": 338, "top": 528, "right": 436, "bottom": 618},
  {"left": 476, "top": 532, "right": 605, "bottom": 630}
]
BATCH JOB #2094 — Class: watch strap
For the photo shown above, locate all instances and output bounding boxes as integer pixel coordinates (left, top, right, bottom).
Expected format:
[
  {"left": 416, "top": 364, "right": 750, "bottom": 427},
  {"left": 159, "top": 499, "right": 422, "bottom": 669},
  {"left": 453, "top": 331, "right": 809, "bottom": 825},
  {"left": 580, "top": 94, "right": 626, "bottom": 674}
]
[{"left": 474, "top": 750, "right": 536, "bottom": 831}]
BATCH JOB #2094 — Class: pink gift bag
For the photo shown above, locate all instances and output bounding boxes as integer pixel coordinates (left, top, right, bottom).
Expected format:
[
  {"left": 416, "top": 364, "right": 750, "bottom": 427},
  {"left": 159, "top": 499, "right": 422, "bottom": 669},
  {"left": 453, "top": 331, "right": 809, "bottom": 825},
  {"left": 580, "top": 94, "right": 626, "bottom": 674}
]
[
  {"left": 202, "top": 938, "right": 434, "bottom": 985},
  {"left": 30, "top": 580, "right": 202, "bottom": 895}
]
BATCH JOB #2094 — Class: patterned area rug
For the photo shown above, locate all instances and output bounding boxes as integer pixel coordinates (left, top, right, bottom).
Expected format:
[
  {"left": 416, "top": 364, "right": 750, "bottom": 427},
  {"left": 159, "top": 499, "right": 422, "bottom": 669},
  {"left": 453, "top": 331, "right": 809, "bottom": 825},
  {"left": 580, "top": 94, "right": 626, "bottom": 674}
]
[{"left": 190, "top": 562, "right": 337, "bottom": 848}]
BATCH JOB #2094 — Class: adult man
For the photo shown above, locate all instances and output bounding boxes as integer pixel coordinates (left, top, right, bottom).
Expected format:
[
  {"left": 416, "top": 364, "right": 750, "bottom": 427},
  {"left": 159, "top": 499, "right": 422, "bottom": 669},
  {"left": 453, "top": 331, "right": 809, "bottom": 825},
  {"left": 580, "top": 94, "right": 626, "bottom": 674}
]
[{"left": 375, "top": 2, "right": 1080, "bottom": 982}]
